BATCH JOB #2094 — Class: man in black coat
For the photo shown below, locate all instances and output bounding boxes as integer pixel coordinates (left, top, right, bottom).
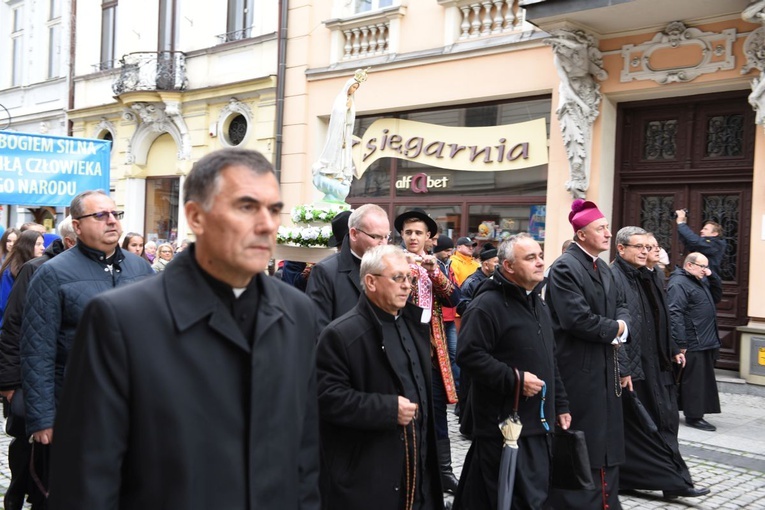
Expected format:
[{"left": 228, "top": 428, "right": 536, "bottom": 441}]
[
  {"left": 668, "top": 252, "right": 722, "bottom": 433},
  {"left": 546, "top": 199, "right": 630, "bottom": 510},
  {"left": 454, "top": 234, "right": 570, "bottom": 510},
  {"left": 0, "top": 218, "right": 76, "bottom": 510},
  {"left": 674, "top": 209, "right": 726, "bottom": 278},
  {"left": 316, "top": 244, "right": 444, "bottom": 510},
  {"left": 307, "top": 203, "right": 390, "bottom": 330},
  {"left": 48, "top": 149, "right": 321, "bottom": 509},
  {"left": 610, "top": 227, "right": 709, "bottom": 499}
]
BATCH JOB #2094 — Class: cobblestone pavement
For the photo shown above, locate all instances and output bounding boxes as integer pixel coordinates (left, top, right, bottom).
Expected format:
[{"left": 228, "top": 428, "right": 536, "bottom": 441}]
[
  {"left": 0, "top": 393, "right": 762, "bottom": 509},
  {"left": 446, "top": 392, "right": 765, "bottom": 509}
]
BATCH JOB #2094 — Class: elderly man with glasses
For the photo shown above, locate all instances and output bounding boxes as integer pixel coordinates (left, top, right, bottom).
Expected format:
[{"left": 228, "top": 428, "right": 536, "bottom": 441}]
[
  {"left": 307, "top": 204, "right": 391, "bottom": 331},
  {"left": 667, "top": 252, "right": 723, "bottom": 433},
  {"left": 19, "top": 190, "right": 153, "bottom": 495},
  {"left": 316, "top": 244, "right": 445, "bottom": 510},
  {"left": 611, "top": 228, "right": 709, "bottom": 499}
]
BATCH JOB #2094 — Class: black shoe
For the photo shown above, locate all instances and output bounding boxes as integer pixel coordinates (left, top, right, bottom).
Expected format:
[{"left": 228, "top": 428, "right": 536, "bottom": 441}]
[
  {"left": 685, "top": 418, "right": 716, "bottom": 431},
  {"left": 663, "top": 487, "right": 711, "bottom": 498}
]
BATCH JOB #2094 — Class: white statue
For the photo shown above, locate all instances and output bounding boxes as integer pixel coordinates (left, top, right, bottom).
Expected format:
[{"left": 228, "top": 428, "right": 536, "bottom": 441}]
[{"left": 312, "top": 68, "right": 369, "bottom": 203}]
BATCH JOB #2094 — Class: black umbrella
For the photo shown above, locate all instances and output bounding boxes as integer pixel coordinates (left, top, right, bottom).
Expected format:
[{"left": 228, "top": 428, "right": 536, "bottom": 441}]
[{"left": 498, "top": 368, "right": 524, "bottom": 510}]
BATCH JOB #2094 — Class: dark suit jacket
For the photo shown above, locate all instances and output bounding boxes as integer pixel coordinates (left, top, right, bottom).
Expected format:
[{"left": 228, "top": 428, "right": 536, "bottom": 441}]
[
  {"left": 316, "top": 295, "right": 444, "bottom": 510},
  {"left": 306, "top": 237, "right": 361, "bottom": 331},
  {"left": 546, "top": 243, "right": 630, "bottom": 467},
  {"left": 49, "top": 248, "right": 320, "bottom": 510}
]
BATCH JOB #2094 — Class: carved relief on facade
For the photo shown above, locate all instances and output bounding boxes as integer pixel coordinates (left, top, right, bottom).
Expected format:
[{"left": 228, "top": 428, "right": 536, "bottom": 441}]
[
  {"left": 742, "top": 1, "right": 765, "bottom": 126},
  {"left": 545, "top": 29, "right": 607, "bottom": 198},
  {"left": 620, "top": 21, "right": 735, "bottom": 84},
  {"left": 124, "top": 101, "right": 191, "bottom": 166}
]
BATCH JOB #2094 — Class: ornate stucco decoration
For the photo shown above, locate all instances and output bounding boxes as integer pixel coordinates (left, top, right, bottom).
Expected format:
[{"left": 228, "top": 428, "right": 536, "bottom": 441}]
[
  {"left": 620, "top": 21, "right": 735, "bottom": 84},
  {"left": 546, "top": 29, "right": 607, "bottom": 199},
  {"left": 742, "top": 1, "right": 765, "bottom": 126},
  {"left": 217, "top": 98, "right": 254, "bottom": 146},
  {"left": 92, "top": 118, "right": 116, "bottom": 139},
  {"left": 125, "top": 101, "right": 191, "bottom": 166}
]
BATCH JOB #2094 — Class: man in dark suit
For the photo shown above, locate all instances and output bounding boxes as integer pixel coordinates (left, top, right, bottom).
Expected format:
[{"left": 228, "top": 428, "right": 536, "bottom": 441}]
[
  {"left": 316, "top": 244, "right": 444, "bottom": 510},
  {"left": 306, "top": 203, "right": 390, "bottom": 330},
  {"left": 546, "top": 199, "right": 630, "bottom": 510},
  {"left": 48, "top": 149, "right": 321, "bottom": 509}
]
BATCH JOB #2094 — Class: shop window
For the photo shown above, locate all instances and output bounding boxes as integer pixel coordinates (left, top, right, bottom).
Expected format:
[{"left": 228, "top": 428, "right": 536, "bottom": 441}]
[
  {"left": 145, "top": 177, "right": 179, "bottom": 245},
  {"left": 468, "top": 204, "right": 546, "bottom": 245},
  {"left": 392, "top": 205, "right": 462, "bottom": 246}
]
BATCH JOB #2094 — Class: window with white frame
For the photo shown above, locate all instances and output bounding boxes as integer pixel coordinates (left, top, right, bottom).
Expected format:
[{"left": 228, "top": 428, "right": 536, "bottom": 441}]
[
  {"left": 225, "top": 0, "right": 254, "bottom": 42},
  {"left": 100, "top": 0, "right": 117, "bottom": 70},
  {"left": 11, "top": 4, "right": 24, "bottom": 86},
  {"left": 47, "top": 0, "right": 62, "bottom": 79},
  {"left": 352, "top": 0, "right": 393, "bottom": 14}
]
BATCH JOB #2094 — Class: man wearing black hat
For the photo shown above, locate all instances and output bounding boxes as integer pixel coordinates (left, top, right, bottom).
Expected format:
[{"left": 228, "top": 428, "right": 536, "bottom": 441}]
[
  {"left": 456, "top": 243, "right": 498, "bottom": 316},
  {"left": 307, "top": 204, "right": 390, "bottom": 330},
  {"left": 395, "top": 208, "right": 461, "bottom": 494},
  {"left": 450, "top": 237, "right": 479, "bottom": 286}
]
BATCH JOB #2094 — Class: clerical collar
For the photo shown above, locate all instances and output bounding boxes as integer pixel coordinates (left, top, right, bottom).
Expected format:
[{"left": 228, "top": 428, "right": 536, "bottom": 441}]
[
  {"left": 369, "top": 300, "right": 401, "bottom": 323},
  {"left": 350, "top": 249, "right": 362, "bottom": 261},
  {"left": 573, "top": 242, "right": 600, "bottom": 263},
  {"left": 189, "top": 245, "right": 257, "bottom": 301}
]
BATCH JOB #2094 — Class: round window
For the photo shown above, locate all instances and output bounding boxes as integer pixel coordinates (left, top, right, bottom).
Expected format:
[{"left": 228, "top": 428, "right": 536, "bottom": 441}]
[{"left": 226, "top": 114, "right": 248, "bottom": 146}]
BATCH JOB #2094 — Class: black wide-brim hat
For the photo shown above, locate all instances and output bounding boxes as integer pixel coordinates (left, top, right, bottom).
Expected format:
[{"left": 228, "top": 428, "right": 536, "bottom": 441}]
[
  {"left": 394, "top": 208, "right": 438, "bottom": 237},
  {"left": 328, "top": 210, "right": 352, "bottom": 248}
]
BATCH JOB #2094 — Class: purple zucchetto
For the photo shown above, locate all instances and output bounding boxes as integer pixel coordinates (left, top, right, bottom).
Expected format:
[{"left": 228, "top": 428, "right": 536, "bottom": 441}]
[{"left": 568, "top": 199, "right": 605, "bottom": 233}]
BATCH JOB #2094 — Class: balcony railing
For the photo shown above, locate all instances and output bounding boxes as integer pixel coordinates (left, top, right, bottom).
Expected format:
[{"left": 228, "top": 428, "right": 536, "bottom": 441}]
[
  {"left": 112, "top": 51, "right": 188, "bottom": 95},
  {"left": 216, "top": 26, "right": 254, "bottom": 44}
]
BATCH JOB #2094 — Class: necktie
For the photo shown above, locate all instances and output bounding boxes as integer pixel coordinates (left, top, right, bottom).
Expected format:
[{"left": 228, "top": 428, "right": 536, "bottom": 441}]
[{"left": 593, "top": 258, "right": 598, "bottom": 271}]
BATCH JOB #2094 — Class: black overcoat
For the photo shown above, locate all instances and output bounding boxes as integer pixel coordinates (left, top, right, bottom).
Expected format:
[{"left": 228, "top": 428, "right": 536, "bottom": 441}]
[
  {"left": 316, "top": 294, "right": 444, "bottom": 510},
  {"left": 48, "top": 249, "right": 321, "bottom": 510},
  {"left": 545, "top": 243, "right": 630, "bottom": 467},
  {"left": 306, "top": 237, "right": 361, "bottom": 331}
]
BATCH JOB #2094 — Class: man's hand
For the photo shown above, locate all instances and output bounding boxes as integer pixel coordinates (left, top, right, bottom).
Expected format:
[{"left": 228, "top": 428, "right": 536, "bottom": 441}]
[
  {"left": 620, "top": 375, "right": 633, "bottom": 392},
  {"left": 522, "top": 372, "right": 544, "bottom": 397},
  {"left": 397, "top": 397, "right": 418, "bottom": 426},
  {"left": 420, "top": 255, "right": 437, "bottom": 272},
  {"left": 0, "top": 389, "right": 15, "bottom": 402},
  {"left": 557, "top": 413, "right": 572, "bottom": 430},
  {"left": 674, "top": 352, "right": 686, "bottom": 367},
  {"left": 617, "top": 320, "right": 626, "bottom": 337},
  {"left": 675, "top": 209, "right": 687, "bottom": 224},
  {"left": 32, "top": 428, "right": 53, "bottom": 444}
]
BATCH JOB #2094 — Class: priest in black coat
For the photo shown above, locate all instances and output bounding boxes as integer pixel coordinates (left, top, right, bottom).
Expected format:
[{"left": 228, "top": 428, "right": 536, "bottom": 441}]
[{"left": 546, "top": 199, "right": 630, "bottom": 510}]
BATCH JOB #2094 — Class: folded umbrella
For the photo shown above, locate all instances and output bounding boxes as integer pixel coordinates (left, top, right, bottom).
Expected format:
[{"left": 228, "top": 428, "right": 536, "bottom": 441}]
[{"left": 498, "top": 368, "right": 523, "bottom": 510}]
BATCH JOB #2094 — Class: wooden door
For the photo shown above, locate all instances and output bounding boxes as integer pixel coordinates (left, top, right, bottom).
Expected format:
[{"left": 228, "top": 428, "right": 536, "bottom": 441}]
[{"left": 615, "top": 91, "right": 754, "bottom": 371}]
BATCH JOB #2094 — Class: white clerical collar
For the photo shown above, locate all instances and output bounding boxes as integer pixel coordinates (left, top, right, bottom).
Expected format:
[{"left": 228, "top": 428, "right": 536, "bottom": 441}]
[{"left": 573, "top": 242, "right": 600, "bottom": 263}]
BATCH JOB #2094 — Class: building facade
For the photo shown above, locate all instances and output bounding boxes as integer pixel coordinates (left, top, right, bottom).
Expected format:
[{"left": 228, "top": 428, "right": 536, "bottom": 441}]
[
  {"left": 282, "top": 0, "right": 763, "bottom": 376},
  {"left": 68, "top": 0, "right": 281, "bottom": 245},
  {"left": 0, "top": 0, "right": 71, "bottom": 229}
]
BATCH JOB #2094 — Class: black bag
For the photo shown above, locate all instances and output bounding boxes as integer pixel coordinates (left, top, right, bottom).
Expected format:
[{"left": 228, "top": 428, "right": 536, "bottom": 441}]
[
  {"left": 5, "top": 388, "right": 27, "bottom": 439},
  {"left": 551, "top": 429, "right": 595, "bottom": 491}
]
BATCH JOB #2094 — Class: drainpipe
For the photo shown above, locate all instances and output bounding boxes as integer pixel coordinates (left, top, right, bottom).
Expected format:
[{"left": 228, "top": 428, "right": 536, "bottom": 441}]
[
  {"left": 274, "top": 0, "right": 289, "bottom": 183},
  {"left": 67, "top": 0, "right": 77, "bottom": 137}
]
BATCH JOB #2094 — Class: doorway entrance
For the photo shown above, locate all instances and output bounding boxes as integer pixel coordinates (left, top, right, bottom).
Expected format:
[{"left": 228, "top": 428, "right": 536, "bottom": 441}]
[{"left": 614, "top": 91, "right": 754, "bottom": 371}]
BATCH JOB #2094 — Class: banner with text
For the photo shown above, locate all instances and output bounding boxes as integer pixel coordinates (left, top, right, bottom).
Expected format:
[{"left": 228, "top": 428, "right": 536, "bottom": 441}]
[
  {"left": 353, "top": 117, "right": 548, "bottom": 178},
  {"left": 0, "top": 131, "right": 111, "bottom": 207}
]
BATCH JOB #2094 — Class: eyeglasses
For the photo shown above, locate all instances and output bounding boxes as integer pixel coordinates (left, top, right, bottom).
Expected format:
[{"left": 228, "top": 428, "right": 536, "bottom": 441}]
[
  {"left": 690, "top": 261, "right": 709, "bottom": 269},
  {"left": 74, "top": 210, "right": 124, "bottom": 221},
  {"left": 357, "top": 228, "right": 391, "bottom": 243},
  {"left": 622, "top": 243, "right": 651, "bottom": 252},
  {"left": 371, "top": 273, "right": 417, "bottom": 286}
]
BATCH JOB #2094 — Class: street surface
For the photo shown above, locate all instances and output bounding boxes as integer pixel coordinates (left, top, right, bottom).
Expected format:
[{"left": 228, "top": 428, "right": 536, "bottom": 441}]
[{"left": 0, "top": 391, "right": 762, "bottom": 508}]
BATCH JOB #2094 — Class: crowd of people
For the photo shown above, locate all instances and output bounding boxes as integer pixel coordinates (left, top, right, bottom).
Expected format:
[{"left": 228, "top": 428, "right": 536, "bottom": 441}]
[{"left": 0, "top": 147, "right": 727, "bottom": 510}]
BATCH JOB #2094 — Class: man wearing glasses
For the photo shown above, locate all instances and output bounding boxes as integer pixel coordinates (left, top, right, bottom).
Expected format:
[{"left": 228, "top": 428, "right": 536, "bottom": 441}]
[
  {"left": 610, "top": 227, "right": 709, "bottom": 499},
  {"left": 667, "top": 252, "right": 722, "bottom": 432},
  {"left": 307, "top": 203, "right": 391, "bottom": 330},
  {"left": 19, "top": 190, "right": 153, "bottom": 492},
  {"left": 316, "top": 245, "right": 444, "bottom": 509}
]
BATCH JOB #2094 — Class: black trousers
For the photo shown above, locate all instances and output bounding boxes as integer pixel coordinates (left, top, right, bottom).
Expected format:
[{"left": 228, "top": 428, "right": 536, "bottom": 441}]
[{"left": 680, "top": 349, "right": 721, "bottom": 419}]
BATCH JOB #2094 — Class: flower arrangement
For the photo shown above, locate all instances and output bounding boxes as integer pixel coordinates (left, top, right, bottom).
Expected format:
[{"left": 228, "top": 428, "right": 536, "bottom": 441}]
[
  {"left": 290, "top": 204, "right": 350, "bottom": 225},
  {"left": 277, "top": 225, "right": 334, "bottom": 248}
]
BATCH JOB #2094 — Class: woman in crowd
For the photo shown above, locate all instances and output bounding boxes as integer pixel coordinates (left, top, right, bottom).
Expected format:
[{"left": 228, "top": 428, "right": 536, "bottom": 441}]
[
  {"left": 122, "top": 233, "right": 146, "bottom": 258},
  {"left": 144, "top": 241, "right": 157, "bottom": 264},
  {"left": 151, "top": 243, "right": 174, "bottom": 273},
  {"left": 0, "top": 230, "right": 44, "bottom": 324},
  {"left": 0, "top": 228, "right": 20, "bottom": 264}
]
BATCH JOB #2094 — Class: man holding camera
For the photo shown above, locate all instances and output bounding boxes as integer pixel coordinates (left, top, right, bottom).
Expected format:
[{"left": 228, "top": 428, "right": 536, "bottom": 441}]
[{"left": 674, "top": 209, "right": 726, "bottom": 278}]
